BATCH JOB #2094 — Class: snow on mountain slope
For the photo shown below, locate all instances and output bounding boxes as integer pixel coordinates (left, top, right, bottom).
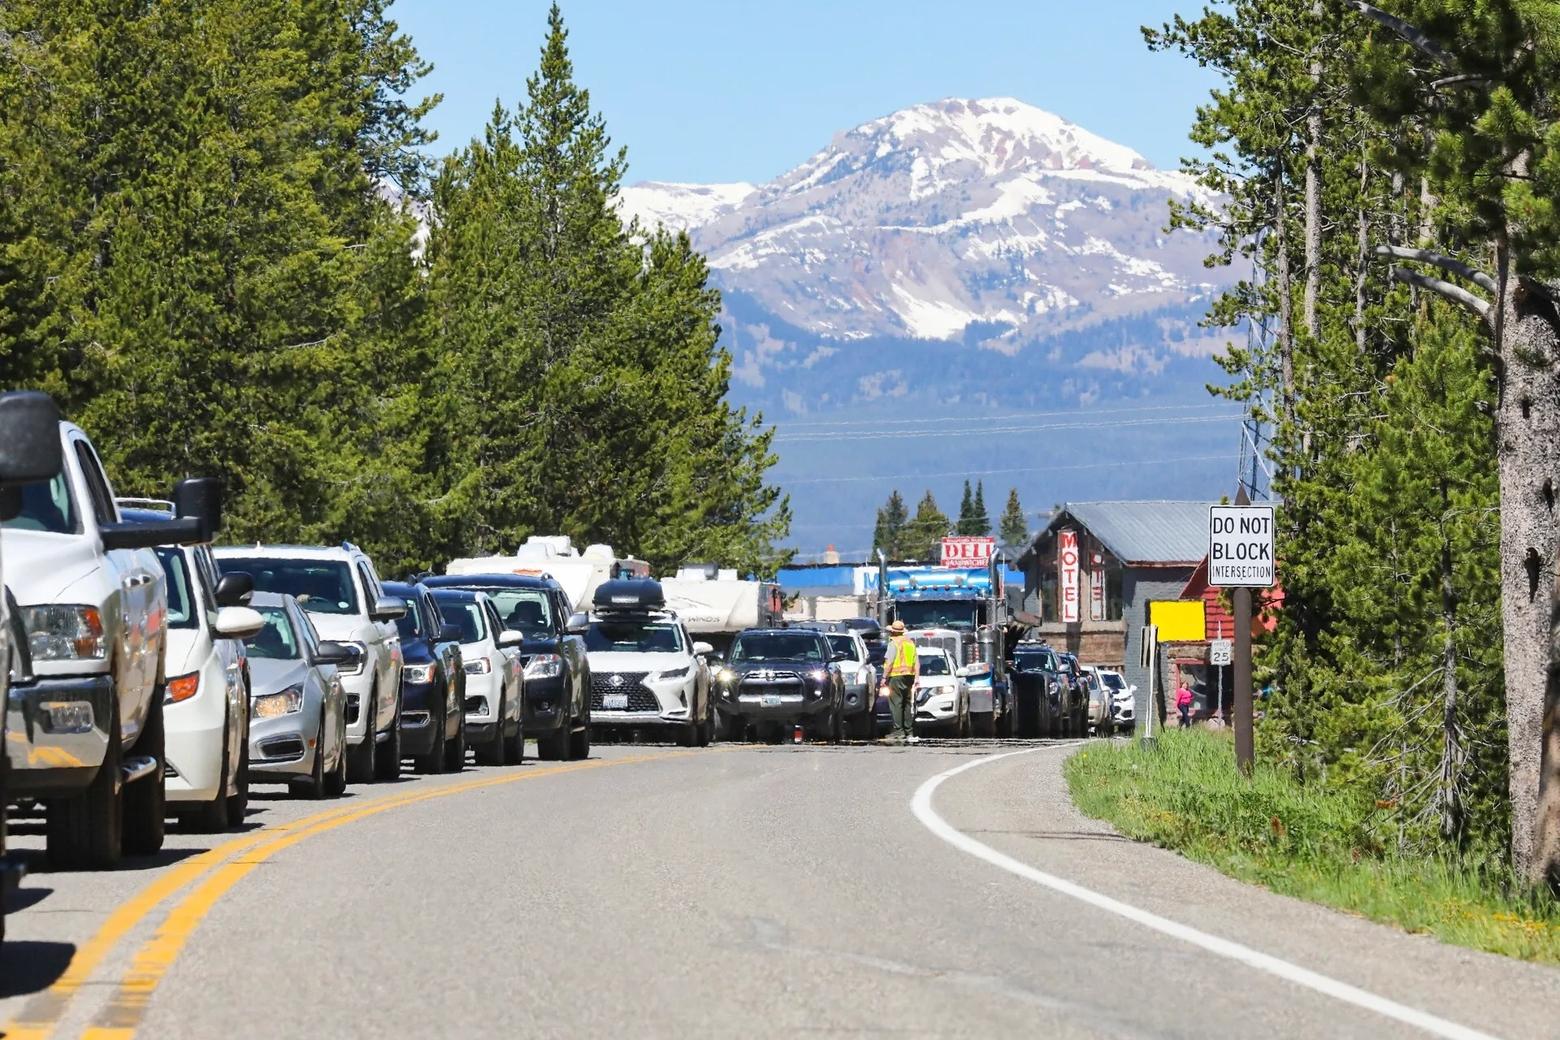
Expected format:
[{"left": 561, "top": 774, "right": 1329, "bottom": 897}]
[{"left": 618, "top": 181, "right": 755, "bottom": 233}]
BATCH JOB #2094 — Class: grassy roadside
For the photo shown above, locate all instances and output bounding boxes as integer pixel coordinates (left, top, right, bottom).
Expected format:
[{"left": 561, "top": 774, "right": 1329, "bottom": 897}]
[{"left": 1064, "top": 729, "right": 1560, "bottom": 964}]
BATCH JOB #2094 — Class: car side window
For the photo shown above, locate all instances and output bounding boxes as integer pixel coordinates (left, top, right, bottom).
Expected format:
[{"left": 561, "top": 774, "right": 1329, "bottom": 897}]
[
  {"left": 192, "top": 547, "right": 219, "bottom": 624},
  {"left": 355, "top": 562, "right": 378, "bottom": 612},
  {"left": 72, "top": 440, "right": 118, "bottom": 527},
  {"left": 297, "top": 607, "right": 322, "bottom": 655}
]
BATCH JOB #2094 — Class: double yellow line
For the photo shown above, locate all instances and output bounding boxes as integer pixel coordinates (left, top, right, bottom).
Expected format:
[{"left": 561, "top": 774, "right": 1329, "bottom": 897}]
[{"left": 6, "top": 750, "right": 685, "bottom": 1040}]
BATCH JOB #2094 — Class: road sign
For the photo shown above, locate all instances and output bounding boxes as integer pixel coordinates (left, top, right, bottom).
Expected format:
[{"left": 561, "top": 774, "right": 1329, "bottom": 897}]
[
  {"left": 1209, "top": 504, "right": 1276, "bottom": 588},
  {"left": 940, "top": 535, "right": 995, "bottom": 567},
  {"left": 1210, "top": 638, "right": 1233, "bottom": 666},
  {"left": 1140, "top": 624, "right": 1157, "bottom": 669},
  {"left": 1058, "top": 529, "right": 1080, "bottom": 623}
]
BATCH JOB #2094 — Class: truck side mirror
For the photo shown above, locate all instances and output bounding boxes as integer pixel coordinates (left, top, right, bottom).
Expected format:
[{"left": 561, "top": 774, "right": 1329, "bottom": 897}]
[
  {"left": 173, "top": 477, "right": 223, "bottom": 544},
  {"left": 0, "top": 391, "right": 63, "bottom": 522},
  {"left": 566, "top": 611, "right": 588, "bottom": 635}
]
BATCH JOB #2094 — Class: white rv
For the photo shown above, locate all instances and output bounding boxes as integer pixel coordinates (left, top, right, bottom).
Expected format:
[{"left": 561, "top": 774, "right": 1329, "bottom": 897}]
[
  {"left": 659, "top": 564, "right": 782, "bottom": 659},
  {"left": 446, "top": 536, "right": 649, "bottom": 612}
]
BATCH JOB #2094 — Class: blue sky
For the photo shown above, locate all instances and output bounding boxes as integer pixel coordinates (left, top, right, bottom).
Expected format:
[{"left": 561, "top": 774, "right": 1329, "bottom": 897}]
[{"left": 391, "top": 0, "right": 1220, "bottom": 186}]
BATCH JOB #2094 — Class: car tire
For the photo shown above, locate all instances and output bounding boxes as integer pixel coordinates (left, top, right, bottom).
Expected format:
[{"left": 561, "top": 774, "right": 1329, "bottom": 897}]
[
  {"left": 476, "top": 694, "right": 507, "bottom": 766},
  {"left": 443, "top": 716, "right": 466, "bottom": 773},
  {"left": 958, "top": 705, "right": 973, "bottom": 739},
  {"left": 290, "top": 716, "right": 328, "bottom": 800},
  {"left": 323, "top": 714, "right": 348, "bottom": 798},
  {"left": 537, "top": 716, "right": 568, "bottom": 761},
  {"left": 416, "top": 699, "right": 448, "bottom": 775},
  {"left": 347, "top": 691, "right": 376, "bottom": 784},
  {"left": 716, "top": 710, "right": 744, "bottom": 743},
  {"left": 507, "top": 715, "right": 526, "bottom": 764},
  {"left": 568, "top": 719, "right": 590, "bottom": 760},
  {"left": 189, "top": 719, "right": 233, "bottom": 831},
  {"left": 122, "top": 695, "right": 167, "bottom": 857},
  {"left": 228, "top": 714, "right": 250, "bottom": 825},
  {"left": 373, "top": 699, "right": 402, "bottom": 782},
  {"left": 972, "top": 711, "right": 995, "bottom": 738},
  {"left": 696, "top": 702, "right": 714, "bottom": 747},
  {"left": 47, "top": 701, "right": 124, "bottom": 870}
]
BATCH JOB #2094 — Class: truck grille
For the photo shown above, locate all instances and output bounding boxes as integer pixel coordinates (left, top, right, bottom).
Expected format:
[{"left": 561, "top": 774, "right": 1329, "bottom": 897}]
[
  {"left": 589, "top": 671, "right": 657, "bottom": 711},
  {"left": 737, "top": 670, "right": 805, "bottom": 697}
]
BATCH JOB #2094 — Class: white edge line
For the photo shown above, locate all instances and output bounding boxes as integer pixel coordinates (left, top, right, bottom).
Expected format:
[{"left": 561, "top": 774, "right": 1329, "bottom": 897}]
[{"left": 910, "top": 748, "right": 1503, "bottom": 1040}]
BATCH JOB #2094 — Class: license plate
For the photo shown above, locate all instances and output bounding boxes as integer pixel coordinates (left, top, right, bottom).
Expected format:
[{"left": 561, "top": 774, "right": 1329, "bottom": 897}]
[
  {"left": 603, "top": 694, "right": 628, "bottom": 710},
  {"left": 761, "top": 694, "right": 782, "bottom": 707}
]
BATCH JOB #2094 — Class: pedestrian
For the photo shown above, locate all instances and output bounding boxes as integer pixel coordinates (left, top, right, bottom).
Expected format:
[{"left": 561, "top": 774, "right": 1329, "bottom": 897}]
[
  {"left": 1175, "top": 683, "right": 1194, "bottom": 729},
  {"left": 882, "top": 619, "right": 919, "bottom": 744}
]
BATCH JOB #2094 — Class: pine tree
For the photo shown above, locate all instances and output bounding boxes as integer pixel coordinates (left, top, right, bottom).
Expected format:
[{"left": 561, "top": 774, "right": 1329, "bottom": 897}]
[
  {"left": 999, "top": 488, "right": 1029, "bottom": 549},
  {"left": 956, "top": 480, "right": 976, "bottom": 535},
  {"left": 873, "top": 490, "right": 909, "bottom": 559},
  {"left": 903, "top": 491, "right": 951, "bottom": 562},
  {"left": 971, "top": 481, "right": 991, "bottom": 536}
]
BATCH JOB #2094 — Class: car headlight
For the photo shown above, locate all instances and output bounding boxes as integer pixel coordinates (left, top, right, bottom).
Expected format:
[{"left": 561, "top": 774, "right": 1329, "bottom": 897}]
[
  {"left": 252, "top": 684, "right": 304, "bottom": 719},
  {"left": 402, "top": 662, "right": 438, "bottom": 685},
  {"left": 464, "top": 657, "right": 491, "bottom": 675},
  {"left": 336, "top": 641, "right": 367, "bottom": 676},
  {"left": 22, "top": 605, "right": 105, "bottom": 661},
  {"left": 651, "top": 665, "right": 692, "bottom": 683},
  {"left": 808, "top": 668, "right": 828, "bottom": 683},
  {"left": 716, "top": 668, "right": 735, "bottom": 683},
  {"left": 524, "top": 653, "right": 563, "bottom": 680},
  {"left": 916, "top": 689, "right": 932, "bottom": 706}
]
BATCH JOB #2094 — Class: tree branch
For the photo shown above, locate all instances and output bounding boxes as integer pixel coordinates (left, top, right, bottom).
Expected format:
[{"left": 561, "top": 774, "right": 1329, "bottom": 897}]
[
  {"left": 1373, "top": 244, "right": 1498, "bottom": 293},
  {"left": 1389, "top": 267, "right": 1492, "bottom": 322},
  {"left": 1343, "top": 1, "right": 1457, "bottom": 70}
]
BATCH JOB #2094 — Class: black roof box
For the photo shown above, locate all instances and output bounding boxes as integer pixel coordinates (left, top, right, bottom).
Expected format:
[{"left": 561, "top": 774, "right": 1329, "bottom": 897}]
[{"left": 593, "top": 578, "right": 665, "bottom": 611}]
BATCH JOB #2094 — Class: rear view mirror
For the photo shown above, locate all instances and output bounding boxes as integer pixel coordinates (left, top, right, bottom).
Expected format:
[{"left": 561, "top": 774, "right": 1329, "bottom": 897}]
[
  {"left": 214, "top": 605, "right": 266, "bottom": 640},
  {"left": 215, "top": 571, "right": 253, "bottom": 607},
  {"left": 692, "top": 641, "right": 714, "bottom": 657},
  {"left": 313, "top": 640, "right": 362, "bottom": 668},
  {"left": 439, "top": 623, "right": 462, "bottom": 644},
  {"left": 0, "top": 392, "right": 62, "bottom": 522},
  {"left": 497, "top": 629, "right": 523, "bottom": 648},
  {"left": 566, "top": 611, "right": 588, "bottom": 635},
  {"left": 370, "top": 595, "right": 408, "bottom": 623},
  {"left": 173, "top": 477, "right": 224, "bottom": 544}
]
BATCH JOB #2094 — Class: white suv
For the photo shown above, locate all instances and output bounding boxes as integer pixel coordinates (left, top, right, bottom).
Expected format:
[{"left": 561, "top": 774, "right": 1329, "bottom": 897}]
[
  {"left": 215, "top": 544, "right": 406, "bottom": 783},
  {"left": 581, "top": 579, "right": 713, "bottom": 747}
]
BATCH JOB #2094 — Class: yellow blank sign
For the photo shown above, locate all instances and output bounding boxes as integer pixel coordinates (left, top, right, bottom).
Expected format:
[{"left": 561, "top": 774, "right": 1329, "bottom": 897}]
[{"left": 1149, "top": 599, "right": 1206, "bottom": 642}]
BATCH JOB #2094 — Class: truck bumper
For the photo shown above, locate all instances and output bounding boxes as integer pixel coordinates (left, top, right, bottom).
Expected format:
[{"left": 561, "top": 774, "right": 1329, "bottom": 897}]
[{"left": 5, "top": 675, "right": 114, "bottom": 797}]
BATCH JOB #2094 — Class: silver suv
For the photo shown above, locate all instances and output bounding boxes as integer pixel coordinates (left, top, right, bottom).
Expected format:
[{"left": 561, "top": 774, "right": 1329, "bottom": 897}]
[{"left": 215, "top": 544, "right": 406, "bottom": 782}]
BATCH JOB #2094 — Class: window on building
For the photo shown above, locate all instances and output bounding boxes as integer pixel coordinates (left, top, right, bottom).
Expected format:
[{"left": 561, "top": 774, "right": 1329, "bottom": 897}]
[
  {"left": 1039, "top": 566, "right": 1058, "bottom": 623},
  {"left": 1105, "top": 564, "right": 1124, "bottom": 621}
]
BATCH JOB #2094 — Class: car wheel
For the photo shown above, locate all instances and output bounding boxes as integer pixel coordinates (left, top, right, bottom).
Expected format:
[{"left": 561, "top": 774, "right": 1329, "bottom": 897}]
[
  {"left": 122, "top": 695, "right": 166, "bottom": 857},
  {"left": 47, "top": 700, "right": 123, "bottom": 869},
  {"left": 717, "top": 710, "right": 744, "bottom": 743},
  {"left": 443, "top": 715, "right": 466, "bottom": 773},
  {"left": 189, "top": 718, "right": 232, "bottom": 831},
  {"left": 373, "top": 698, "right": 402, "bottom": 781},
  {"left": 228, "top": 714, "right": 250, "bottom": 824},
  {"left": 347, "top": 689, "right": 376, "bottom": 784},
  {"left": 696, "top": 701, "right": 714, "bottom": 747},
  {"left": 323, "top": 712, "right": 348, "bottom": 797},
  {"left": 568, "top": 717, "right": 590, "bottom": 760},
  {"left": 507, "top": 714, "right": 526, "bottom": 764},
  {"left": 290, "top": 715, "right": 328, "bottom": 800},
  {"left": 958, "top": 703, "right": 972, "bottom": 739},
  {"left": 417, "top": 699, "right": 449, "bottom": 775},
  {"left": 476, "top": 694, "right": 508, "bottom": 766}
]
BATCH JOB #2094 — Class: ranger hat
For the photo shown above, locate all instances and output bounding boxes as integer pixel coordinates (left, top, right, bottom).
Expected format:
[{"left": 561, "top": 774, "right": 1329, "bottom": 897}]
[{"left": 887, "top": 619, "right": 906, "bottom": 635}]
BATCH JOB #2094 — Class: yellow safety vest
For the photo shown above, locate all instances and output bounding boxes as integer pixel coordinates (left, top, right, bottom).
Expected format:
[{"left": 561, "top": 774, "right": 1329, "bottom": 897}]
[{"left": 885, "top": 636, "right": 918, "bottom": 677}]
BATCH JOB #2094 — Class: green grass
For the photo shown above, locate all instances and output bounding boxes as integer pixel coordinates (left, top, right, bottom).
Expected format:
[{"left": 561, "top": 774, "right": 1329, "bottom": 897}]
[{"left": 1064, "top": 729, "right": 1560, "bottom": 963}]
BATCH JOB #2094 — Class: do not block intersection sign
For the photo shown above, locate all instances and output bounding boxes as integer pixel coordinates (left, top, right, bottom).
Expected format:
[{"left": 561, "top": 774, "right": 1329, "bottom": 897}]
[{"left": 1209, "top": 504, "right": 1275, "bottom": 588}]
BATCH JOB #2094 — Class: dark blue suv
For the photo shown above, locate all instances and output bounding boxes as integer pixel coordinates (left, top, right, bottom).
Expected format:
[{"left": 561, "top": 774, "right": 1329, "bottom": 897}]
[
  {"left": 382, "top": 581, "right": 466, "bottom": 773},
  {"left": 422, "top": 574, "right": 591, "bottom": 761}
]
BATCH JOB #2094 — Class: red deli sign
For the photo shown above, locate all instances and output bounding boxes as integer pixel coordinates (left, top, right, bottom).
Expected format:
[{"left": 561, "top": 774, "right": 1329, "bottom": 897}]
[
  {"left": 940, "top": 536, "right": 995, "bottom": 567},
  {"left": 1058, "top": 529, "right": 1081, "bottom": 624}
]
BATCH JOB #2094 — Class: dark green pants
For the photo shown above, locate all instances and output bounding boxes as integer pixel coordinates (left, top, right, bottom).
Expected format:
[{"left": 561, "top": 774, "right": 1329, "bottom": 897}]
[{"left": 888, "top": 675, "right": 914, "bottom": 738}]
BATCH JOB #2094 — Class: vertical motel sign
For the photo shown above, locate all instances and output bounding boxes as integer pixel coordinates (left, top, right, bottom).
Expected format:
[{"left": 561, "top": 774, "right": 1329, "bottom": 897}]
[
  {"left": 1058, "top": 528, "right": 1081, "bottom": 623},
  {"left": 1089, "top": 552, "right": 1105, "bottom": 621}
]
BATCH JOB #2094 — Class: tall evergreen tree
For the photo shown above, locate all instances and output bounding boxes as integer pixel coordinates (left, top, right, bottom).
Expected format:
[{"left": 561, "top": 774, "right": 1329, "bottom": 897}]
[
  {"left": 873, "top": 489, "right": 909, "bottom": 559},
  {"left": 971, "top": 480, "right": 991, "bottom": 536},
  {"left": 999, "top": 488, "right": 1029, "bottom": 549},
  {"left": 903, "top": 491, "right": 951, "bottom": 562}
]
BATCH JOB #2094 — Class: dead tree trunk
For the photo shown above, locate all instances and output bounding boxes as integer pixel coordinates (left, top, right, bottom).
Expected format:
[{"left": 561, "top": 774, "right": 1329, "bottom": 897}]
[
  {"left": 1303, "top": 0, "right": 1324, "bottom": 341},
  {"left": 1437, "top": 484, "right": 1463, "bottom": 843}
]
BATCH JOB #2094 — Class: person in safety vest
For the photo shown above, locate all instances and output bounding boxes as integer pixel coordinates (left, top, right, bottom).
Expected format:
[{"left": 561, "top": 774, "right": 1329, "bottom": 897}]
[{"left": 883, "top": 619, "right": 919, "bottom": 744}]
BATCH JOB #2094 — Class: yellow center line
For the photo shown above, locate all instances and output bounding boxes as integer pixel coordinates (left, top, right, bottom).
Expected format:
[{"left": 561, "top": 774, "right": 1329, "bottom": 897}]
[
  {"left": 5, "top": 749, "right": 693, "bottom": 1040},
  {"left": 78, "top": 750, "right": 689, "bottom": 1038}
]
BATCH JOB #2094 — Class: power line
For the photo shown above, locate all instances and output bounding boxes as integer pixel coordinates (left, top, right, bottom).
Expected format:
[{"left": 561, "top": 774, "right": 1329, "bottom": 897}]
[
  {"left": 779, "top": 452, "right": 1241, "bottom": 488},
  {"left": 774, "top": 413, "right": 1246, "bottom": 444},
  {"left": 768, "top": 400, "right": 1240, "bottom": 430}
]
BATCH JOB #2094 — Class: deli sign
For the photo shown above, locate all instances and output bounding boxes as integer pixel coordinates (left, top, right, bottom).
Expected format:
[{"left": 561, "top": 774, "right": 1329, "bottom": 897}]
[
  {"left": 940, "top": 535, "right": 995, "bottom": 567},
  {"left": 1058, "top": 529, "right": 1081, "bottom": 623}
]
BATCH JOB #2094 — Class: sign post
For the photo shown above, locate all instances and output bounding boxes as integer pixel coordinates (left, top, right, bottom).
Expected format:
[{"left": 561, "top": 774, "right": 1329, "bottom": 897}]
[
  {"left": 1139, "top": 623, "right": 1158, "bottom": 748},
  {"left": 1207, "top": 493, "right": 1274, "bottom": 775}
]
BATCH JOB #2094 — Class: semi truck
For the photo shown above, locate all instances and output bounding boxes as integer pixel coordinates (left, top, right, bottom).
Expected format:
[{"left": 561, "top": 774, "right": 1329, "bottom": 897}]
[{"left": 873, "top": 554, "right": 1014, "bottom": 737}]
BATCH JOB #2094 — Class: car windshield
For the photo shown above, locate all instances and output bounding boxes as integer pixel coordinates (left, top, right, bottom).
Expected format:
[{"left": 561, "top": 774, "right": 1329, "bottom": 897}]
[
  {"left": 919, "top": 654, "right": 951, "bottom": 676},
  {"left": 730, "top": 633, "right": 824, "bottom": 663},
  {"left": 585, "top": 619, "right": 682, "bottom": 654},
  {"left": 1013, "top": 649, "right": 1058, "bottom": 673},
  {"left": 481, "top": 589, "right": 553, "bottom": 638},
  {"left": 893, "top": 602, "right": 979, "bottom": 631},
  {"left": 153, "top": 548, "right": 198, "bottom": 630},
  {"left": 826, "top": 634, "right": 861, "bottom": 661},
  {"left": 2, "top": 475, "right": 78, "bottom": 534},
  {"left": 245, "top": 606, "right": 301, "bottom": 660},
  {"left": 221, "top": 558, "right": 359, "bottom": 615},
  {"left": 437, "top": 600, "right": 487, "bottom": 644},
  {"left": 1100, "top": 672, "right": 1126, "bottom": 691},
  {"left": 394, "top": 597, "right": 423, "bottom": 640}
]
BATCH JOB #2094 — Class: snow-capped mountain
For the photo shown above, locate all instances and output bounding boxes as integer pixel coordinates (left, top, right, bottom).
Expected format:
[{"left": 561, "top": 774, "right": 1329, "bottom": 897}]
[{"left": 619, "top": 97, "right": 1230, "bottom": 402}]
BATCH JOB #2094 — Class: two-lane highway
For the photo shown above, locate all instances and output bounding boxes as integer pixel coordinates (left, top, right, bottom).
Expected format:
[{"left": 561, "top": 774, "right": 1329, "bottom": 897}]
[{"left": 3, "top": 741, "right": 1555, "bottom": 1038}]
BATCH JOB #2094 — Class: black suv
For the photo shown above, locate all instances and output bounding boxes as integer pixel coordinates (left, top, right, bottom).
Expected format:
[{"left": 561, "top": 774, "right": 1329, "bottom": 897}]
[
  {"left": 712, "top": 628, "right": 846, "bottom": 743},
  {"left": 383, "top": 581, "right": 466, "bottom": 773},
  {"left": 1009, "top": 642, "right": 1085, "bottom": 738},
  {"left": 422, "top": 573, "right": 591, "bottom": 760}
]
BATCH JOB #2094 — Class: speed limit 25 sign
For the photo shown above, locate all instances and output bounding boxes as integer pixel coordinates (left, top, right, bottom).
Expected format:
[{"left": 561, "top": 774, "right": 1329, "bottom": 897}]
[{"left": 1208, "top": 505, "right": 1275, "bottom": 588}]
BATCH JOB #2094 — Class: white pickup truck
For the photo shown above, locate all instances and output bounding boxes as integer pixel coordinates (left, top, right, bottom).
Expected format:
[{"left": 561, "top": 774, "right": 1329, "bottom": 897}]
[
  {"left": 0, "top": 391, "right": 67, "bottom": 942},
  {"left": 3, "top": 416, "right": 222, "bottom": 868}
]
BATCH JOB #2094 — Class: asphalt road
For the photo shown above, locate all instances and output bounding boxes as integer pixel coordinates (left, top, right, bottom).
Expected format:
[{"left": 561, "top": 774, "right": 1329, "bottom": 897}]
[{"left": 2, "top": 738, "right": 1554, "bottom": 1039}]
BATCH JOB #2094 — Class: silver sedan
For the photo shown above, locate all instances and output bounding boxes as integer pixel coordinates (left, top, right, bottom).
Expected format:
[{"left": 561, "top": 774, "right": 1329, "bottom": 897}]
[{"left": 241, "top": 591, "right": 356, "bottom": 798}]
